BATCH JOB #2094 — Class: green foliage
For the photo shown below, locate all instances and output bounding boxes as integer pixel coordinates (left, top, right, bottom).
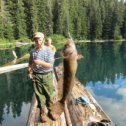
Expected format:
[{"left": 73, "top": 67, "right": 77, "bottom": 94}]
[
  {"left": 23, "top": 0, "right": 38, "bottom": 38},
  {"left": 114, "top": 35, "right": 123, "bottom": 40},
  {"left": 50, "top": 34, "right": 67, "bottom": 44},
  {"left": 0, "top": 38, "right": 15, "bottom": 48},
  {"left": 37, "top": 0, "right": 53, "bottom": 35},
  {"left": 0, "top": 0, "right": 14, "bottom": 39},
  {"left": 0, "top": 38, "right": 15, "bottom": 44},
  {"left": 0, "top": 0, "right": 126, "bottom": 42},
  {"left": 47, "top": 34, "right": 67, "bottom": 50},
  {"left": 18, "top": 37, "right": 32, "bottom": 43},
  {"left": 0, "top": 17, "right": 4, "bottom": 38}
]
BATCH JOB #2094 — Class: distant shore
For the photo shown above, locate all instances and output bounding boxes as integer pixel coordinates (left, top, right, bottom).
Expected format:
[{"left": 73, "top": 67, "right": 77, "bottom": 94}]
[{"left": 77, "top": 39, "right": 126, "bottom": 43}]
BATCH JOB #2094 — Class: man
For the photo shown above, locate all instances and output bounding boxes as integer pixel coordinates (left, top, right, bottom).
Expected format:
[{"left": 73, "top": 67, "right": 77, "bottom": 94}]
[{"left": 28, "top": 32, "right": 58, "bottom": 122}]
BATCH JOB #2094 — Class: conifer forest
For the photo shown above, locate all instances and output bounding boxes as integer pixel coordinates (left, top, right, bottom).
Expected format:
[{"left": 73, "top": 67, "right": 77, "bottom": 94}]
[{"left": 0, "top": 0, "right": 126, "bottom": 41}]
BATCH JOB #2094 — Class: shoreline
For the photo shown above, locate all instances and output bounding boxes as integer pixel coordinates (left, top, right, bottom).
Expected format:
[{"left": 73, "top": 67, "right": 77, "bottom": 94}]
[{"left": 77, "top": 39, "right": 126, "bottom": 43}]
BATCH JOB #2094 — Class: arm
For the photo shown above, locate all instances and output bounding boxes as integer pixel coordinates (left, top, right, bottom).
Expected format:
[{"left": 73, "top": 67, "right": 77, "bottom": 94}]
[
  {"left": 28, "top": 51, "right": 33, "bottom": 78},
  {"left": 33, "top": 48, "right": 54, "bottom": 68},
  {"left": 28, "top": 64, "right": 33, "bottom": 79},
  {"left": 33, "top": 60, "right": 53, "bottom": 68},
  {"left": 28, "top": 63, "right": 33, "bottom": 74}
]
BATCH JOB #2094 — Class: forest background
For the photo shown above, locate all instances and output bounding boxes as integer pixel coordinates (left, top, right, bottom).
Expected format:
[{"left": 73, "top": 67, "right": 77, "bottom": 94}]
[{"left": 0, "top": 0, "right": 126, "bottom": 43}]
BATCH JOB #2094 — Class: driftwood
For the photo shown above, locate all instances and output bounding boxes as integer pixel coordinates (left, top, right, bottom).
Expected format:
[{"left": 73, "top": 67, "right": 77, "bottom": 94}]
[
  {"left": 0, "top": 63, "right": 28, "bottom": 74},
  {"left": 3, "top": 53, "right": 30, "bottom": 67},
  {"left": 0, "top": 53, "right": 30, "bottom": 74},
  {"left": 66, "top": 79, "right": 113, "bottom": 126}
]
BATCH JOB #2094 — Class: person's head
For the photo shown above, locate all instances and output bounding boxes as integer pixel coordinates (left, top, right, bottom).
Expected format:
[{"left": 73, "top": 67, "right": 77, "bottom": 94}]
[
  {"left": 33, "top": 32, "right": 44, "bottom": 48},
  {"left": 46, "top": 37, "right": 52, "bottom": 46}
]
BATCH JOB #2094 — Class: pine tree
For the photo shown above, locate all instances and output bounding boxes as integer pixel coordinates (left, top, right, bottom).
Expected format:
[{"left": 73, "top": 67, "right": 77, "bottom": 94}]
[
  {"left": 7, "top": 0, "right": 26, "bottom": 39},
  {"left": 53, "top": 0, "right": 69, "bottom": 36},
  {"left": 113, "top": 0, "right": 124, "bottom": 39},
  {"left": 23, "top": 0, "right": 38, "bottom": 38},
  {"left": 68, "top": 0, "right": 78, "bottom": 38},
  {"left": 16, "top": 0, "right": 27, "bottom": 39},
  {"left": 37, "top": 0, "right": 53, "bottom": 36},
  {"left": 102, "top": 0, "right": 113, "bottom": 39},
  {"left": 121, "top": 2, "right": 126, "bottom": 38},
  {"left": 0, "top": 0, "right": 13, "bottom": 39},
  {"left": 0, "top": 0, "right": 4, "bottom": 38},
  {"left": 88, "top": 0, "right": 102, "bottom": 40},
  {"left": 1, "top": 0, "right": 126, "bottom": 41},
  {"left": 73, "top": 0, "right": 88, "bottom": 39}
]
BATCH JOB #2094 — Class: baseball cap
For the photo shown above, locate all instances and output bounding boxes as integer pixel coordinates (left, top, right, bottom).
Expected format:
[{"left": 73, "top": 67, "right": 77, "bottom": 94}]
[{"left": 33, "top": 32, "right": 44, "bottom": 39}]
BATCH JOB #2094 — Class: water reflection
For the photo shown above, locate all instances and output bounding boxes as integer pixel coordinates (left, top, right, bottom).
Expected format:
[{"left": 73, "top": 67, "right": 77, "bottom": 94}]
[
  {"left": 76, "top": 41, "right": 126, "bottom": 126},
  {"left": 1, "top": 42, "right": 126, "bottom": 126},
  {"left": 77, "top": 42, "right": 126, "bottom": 84},
  {"left": 2, "top": 103, "right": 30, "bottom": 126},
  {"left": 0, "top": 45, "right": 33, "bottom": 66},
  {"left": 0, "top": 49, "right": 14, "bottom": 66},
  {"left": 0, "top": 68, "right": 33, "bottom": 125},
  {"left": 87, "top": 75, "right": 126, "bottom": 126}
]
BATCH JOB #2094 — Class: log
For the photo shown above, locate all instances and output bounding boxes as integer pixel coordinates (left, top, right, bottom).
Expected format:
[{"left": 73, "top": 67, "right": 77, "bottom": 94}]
[
  {"left": 27, "top": 63, "right": 115, "bottom": 126},
  {"left": 67, "top": 79, "right": 114, "bottom": 126},
  {"left": 64, "top": 102, "right": 72, "bottom": 126},
  {"left": 27, "top": 94, "right": 37, "bottom": 126},
  {"left": 0, "top": 63, "right": 28, "bottom": 74},
  {"left": 3, "top": 53, "right": 30, "bottom": 67}
]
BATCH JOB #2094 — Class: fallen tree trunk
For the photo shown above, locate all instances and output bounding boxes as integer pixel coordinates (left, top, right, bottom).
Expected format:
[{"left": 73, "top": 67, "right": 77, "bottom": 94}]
[{"left": 0, "top": 63, "right": 28, "bottom": 74}]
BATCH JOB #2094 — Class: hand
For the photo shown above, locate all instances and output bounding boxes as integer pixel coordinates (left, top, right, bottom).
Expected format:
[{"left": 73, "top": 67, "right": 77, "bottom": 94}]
[
  {"left": 28, "top": 73, "right": 33, "bottom": 79},
  {"left": 33, "top": 59, "right": 43, "bottom": 65},
  {"left": 33, "top": 59, "right": 53, "bottom": 68}
]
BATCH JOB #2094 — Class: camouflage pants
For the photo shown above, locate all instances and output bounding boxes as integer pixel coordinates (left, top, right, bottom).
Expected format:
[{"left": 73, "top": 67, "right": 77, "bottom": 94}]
[{"left": 33, "top": 72, "right": 56, "bottom": 110}]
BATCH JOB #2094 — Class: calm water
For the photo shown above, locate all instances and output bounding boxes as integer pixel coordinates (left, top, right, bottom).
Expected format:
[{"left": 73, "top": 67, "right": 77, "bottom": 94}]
[
  {"left": 0, "top": 69, "right": 33, "bottom": 126},
  {"left": 0, "top": 45, "right": 33, "bottom": 126},
  {"left": 0, "top": 42, "right": 126, "bottom": 126},
  {"left": 76, "top": 42, "right": 126, "bottom": 126}
]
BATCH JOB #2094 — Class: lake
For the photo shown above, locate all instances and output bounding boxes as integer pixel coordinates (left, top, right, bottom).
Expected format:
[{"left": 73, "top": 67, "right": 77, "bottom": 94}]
[
  {"left": 0, "top": 42, "right": 126, "bottom": 126},
  {"left": 76, "top": 42, "right": 126, "bottom": 126}
]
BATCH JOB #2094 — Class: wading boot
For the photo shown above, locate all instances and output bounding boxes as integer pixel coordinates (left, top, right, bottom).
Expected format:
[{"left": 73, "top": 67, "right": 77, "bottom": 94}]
[{"left": 40, "top": 107, "right": 48, "bottom": 123}]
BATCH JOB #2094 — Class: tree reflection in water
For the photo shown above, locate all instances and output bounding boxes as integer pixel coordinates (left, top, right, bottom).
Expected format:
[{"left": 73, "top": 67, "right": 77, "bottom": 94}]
[
  {"left": 76, "top": 41, "right": 126, "bottom": 126},
  {"left": 0, "top": 42, "right": 126, "bottom": 125},
  {"left": 76, "top": 41, "right": 126, "bottom": 85},
  {"left": 0, "top": 68, "right": 33, "bottom": 125}
]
